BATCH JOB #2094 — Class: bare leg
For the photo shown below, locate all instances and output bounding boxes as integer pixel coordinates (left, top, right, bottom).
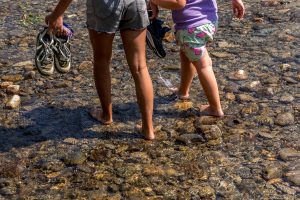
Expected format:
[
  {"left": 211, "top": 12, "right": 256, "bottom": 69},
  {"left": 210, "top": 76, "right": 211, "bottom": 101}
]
[
  {"left": 177, "top": 50, "right": 197, "bottom": 99},
  {"left": 193, "top": 50, "right": 224, "bottom": 117},
  {"left": 120, "top": 29, "right": 154, "bottom": 140},
  {"left": 88, "top": 29, "right": 114, "bottom": 124}
]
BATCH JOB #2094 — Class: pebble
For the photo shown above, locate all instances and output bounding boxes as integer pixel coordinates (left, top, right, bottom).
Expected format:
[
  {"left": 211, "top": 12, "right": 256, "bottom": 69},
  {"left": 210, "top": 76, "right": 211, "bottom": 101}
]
[
  {"left": 6, "top": 85, "right": 20, "bottom": 94},
  {"left": 228, "top": 70, "right": 248, "bottom": 80},
  {"left": 275, "top": 112, "right": 294, "bottom": 126},
  {"left": 5, "top": 95, "right": 21, "bottom": 109},
  {"left": 279, "top": 148, "right": 300, "bottom": 161},
  {"left": 263, "top": 165, "right": 283, "bottom": 180},
  {"left": 64, "top": 149, "right": 87, "bottom": 165},
  {"left": 176, "top": 134, "right": 205, "bottom": 144},
  {"left": 199, "top": 125, "right": 222, "bottom": 140}
]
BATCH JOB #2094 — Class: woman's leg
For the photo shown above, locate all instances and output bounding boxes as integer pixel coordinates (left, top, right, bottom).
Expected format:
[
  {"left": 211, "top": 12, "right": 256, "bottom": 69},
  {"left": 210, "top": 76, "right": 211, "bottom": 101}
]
[
  {"left": 88, "top": 29, "right": 115, "bottom": 124},
  {"left": 177, "top": 50, "right": 197, "bottom": 99},
  {"left": 193, "top": 50, "right": 224, "bottom": 117},
  {"left": 120, "top": 29, "right": 154, "bottom": 140}
]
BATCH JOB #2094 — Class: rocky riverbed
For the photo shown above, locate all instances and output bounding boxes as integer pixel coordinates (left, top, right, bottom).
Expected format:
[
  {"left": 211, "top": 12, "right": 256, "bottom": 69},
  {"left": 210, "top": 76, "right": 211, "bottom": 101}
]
[{"left": 0, "top": 0, "right": 299, "bottom": 199}]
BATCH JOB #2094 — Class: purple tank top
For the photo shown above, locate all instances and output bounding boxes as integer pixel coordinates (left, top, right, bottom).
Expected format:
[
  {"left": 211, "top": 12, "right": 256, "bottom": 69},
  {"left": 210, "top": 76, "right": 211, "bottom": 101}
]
[{"left": 172, "top": 0, "right": 218, "bottom": 30}]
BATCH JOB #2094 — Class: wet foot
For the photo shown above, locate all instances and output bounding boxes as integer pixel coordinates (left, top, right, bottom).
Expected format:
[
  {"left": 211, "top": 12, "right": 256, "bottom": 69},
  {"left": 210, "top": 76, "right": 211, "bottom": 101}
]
[
  {"left": 135, "top": 124, "right": 155, "bottom": 140},
  {"left": 169, "top": 87, "right": 190, "bottom": 100},
  {"left": 199, "top": 105, "right": 224, "bottom": 117},
  {"left": 89, "top": 108, "right": 113, "bottom": 125}
]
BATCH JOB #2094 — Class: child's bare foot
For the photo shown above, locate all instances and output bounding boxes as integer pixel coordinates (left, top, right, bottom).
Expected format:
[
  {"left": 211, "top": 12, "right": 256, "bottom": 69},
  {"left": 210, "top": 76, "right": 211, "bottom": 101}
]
[
  {"left": 169, "top": 87, "right": 190, "bottom": 100},
  {"left": 89, "top": 108, "right": 113, "bottom": 125},
  {"left": 135, "top": 124, "right": 155, "bottom": 140},
  {"left": 199, "top": 105, "right": 224, "bottom": 117}
]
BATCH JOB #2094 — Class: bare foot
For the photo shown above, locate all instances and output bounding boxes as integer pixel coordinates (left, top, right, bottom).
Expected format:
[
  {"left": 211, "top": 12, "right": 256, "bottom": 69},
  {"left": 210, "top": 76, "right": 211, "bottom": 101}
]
[
  {"left": 89, "top": 108, "right": 113, "bottom": 125},
  {"left": 169, "top": 87, "right": 190, "bottom": 100},
  {"left": 135, "top": 124, "right": 155, "bottom": 140},
  {"left": 199, "top": 105, "right": 224, "bottom": 117}
]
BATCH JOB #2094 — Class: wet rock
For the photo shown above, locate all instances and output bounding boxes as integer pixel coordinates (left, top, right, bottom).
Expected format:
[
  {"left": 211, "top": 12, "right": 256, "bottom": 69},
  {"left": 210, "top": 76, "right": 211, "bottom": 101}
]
[
  {"left": 12, "top": 60, "right": 33, "bottom": 68},
  {"left": 5, "top": 95, "right": 21, "bottom": 109},
  {"left": 262, "top": 76, "right": 280, "bottom": 85},
  {"left": 236, "top": 94, "right": 255, "bottom": 102},
  {"left": 0, "top": 81, "right": 13, "bottom": 89},
  {"left": 36, "top": 158, "right": 65, "bottom": 172},
  {"left": 78, "top": 61, "right": 92, "bottom": 71},
  {"left": 240, "top": 81, "right": 262, "bottom": 92},
  {"left": 6, "top": 85, "right": 20, "bottom": 94},
  {"left": 228, "top": 70, "right": 248, "bottom": 80},
  {"left": 275, "top": 112, "right": 294, "bottom": 126},
  {"left": 0, "top": 74, "right": 23, "bottom": 82},
  {"left": 199, "top": 125, "right": 222, "bottom": 140},
  {"left": 224, "top": 82, "right": 239, "bottom": 93},
  {"left": 0, "top": 179, "right": 16, "bottom": 196},
  {"left": 64, "top": 149, "right": 87, "bottom": 165},
  {"left": 225, "top": 92, "right": 235, "bottom": 101},
  {"left": 24, "top": 71, "right": 36, "bottom": 79},
  {"left": 89, "top": 148, "right": 112, "bottom": 162},
  {"left": 279, "top": 148, "right": 300, "bottom": 161},
  {"left": 283, "top": 77, "right": 297, "bottom": 84},
  {"left": 280, "top": 63, "right": 291, "bottom": 71},
  {"left": 196, "top": 116, "right": 219, "bottom": 125},
  {"left": 176, "top": 134, "right": 205, "bottom": 145},
  {"left": 255, "top": 115, "right": 274, "bottom": 126},
  {"left": 257, "top": 132, "right": 274, "bottom": 139},
  {"left": 198, "top": 185, "right": 215, "bottom": 198},
  {"left": 263, "top": 165, "right": 283, "bottom": 180},
  {"left": 279, "top": 94, "right": 294, "bottom": 103},
  {"left": 285, "top": 170, "right": 300, "bottom": 186}
]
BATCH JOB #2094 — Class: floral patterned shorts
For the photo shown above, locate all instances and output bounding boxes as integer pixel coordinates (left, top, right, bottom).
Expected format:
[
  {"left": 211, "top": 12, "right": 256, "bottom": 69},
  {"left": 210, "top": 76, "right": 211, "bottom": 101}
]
[{"left": 175, "top": 22, "right": 218, "bottom": 62}]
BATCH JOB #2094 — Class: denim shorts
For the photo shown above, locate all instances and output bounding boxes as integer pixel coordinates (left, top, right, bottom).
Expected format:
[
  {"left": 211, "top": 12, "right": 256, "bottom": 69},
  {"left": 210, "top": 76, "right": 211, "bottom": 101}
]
[
  {"left": 175, "top": 22, "right": 218, "bottom": 61},
  {"left": 86, "top": 0, "right": 149, "bottom": 33}
]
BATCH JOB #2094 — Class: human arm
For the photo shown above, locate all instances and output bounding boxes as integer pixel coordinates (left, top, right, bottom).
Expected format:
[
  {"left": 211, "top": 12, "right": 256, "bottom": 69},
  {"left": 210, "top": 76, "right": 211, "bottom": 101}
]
[
  {"left": 151, "top": 0, "right": 186, "bottom": 10},
  {"left": 232, "top": 0, "right": 245, "bottom": 19},
  {"left": 45, "top": 0, "right": 73, "bottom": 35},
  {"left": 148, "top": 1, "right": 159, "bottom": 19}
]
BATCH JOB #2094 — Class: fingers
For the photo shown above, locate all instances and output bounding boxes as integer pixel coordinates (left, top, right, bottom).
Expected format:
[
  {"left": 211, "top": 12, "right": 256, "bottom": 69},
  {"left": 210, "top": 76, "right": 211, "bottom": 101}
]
[{"left": 233, "top": 3, "right": 245, "bottom": 19}]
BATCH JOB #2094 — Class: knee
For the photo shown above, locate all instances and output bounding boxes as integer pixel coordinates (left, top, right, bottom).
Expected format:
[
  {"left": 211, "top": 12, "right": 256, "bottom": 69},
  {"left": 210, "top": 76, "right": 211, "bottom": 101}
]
[{"left": 129, "top": 63, "right": 148, "bottom": 78}]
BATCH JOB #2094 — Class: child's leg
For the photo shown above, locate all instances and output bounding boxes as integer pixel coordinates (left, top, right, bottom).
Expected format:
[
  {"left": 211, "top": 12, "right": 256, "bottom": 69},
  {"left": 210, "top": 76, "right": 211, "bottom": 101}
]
[
  {"left": 192, "top": 50, "right": 224, "bottom": 117},
  {"left": 177, "top": 50, "right": 197, "bottom": 99},
  {"left": 88, "top": 29, "right": 114, "bottom": 124},
  {"left": 120, "top": 29, "right": 155, "bottom": 140}
]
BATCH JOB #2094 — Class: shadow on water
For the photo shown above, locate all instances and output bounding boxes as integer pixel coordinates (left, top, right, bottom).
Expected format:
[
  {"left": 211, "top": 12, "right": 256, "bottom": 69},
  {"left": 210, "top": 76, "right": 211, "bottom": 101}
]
[{"left": 0, "top": 94, "right": 188, "bottom": 152}]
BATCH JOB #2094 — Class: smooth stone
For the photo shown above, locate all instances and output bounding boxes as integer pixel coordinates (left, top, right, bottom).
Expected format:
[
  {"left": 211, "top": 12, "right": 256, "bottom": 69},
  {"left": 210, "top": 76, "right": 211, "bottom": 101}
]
[
  {"left": 258, "top": 132, "right": 274, "bottom": 139},
  {"left": 0, "top": 81, "right": 13, "bottom": 89},
  {"left": 255, "top": 115, "right": 274, "bottom": 126},
  {"left": 198, "top": 185, "right": 215, "bottom": 198},
  {"left": 236, "top": 94, "right": 255, "bottom": 102},
  {"left": 5, "top": 95, "right": 21, "bottom": 109},
  {"left": 262, "top": 165, "right": 283, "bottom": 180},
  {"left": 0, "top": 74, "right": 23, "bottom": 82},
  {"left": 228, "top": 70, "right": 248, "bottom": 80},
  {"left": 64, "top": 150, "right": 87, "bottom": 165},
  {"left": 275, "top": 113, "right": 294, "bottom": 126},
  {"left": 199, "top": 125, "right": 222, "bottom": 140},
  {"left": 78, "top": 61, "right": 92, "bottom": 71},
  {"left": 24, "top": 71, "right": 36, "bottom": 79},
  {"left": 280, "top": 63, "right": 291, "bottom": 71},
  {"left": 279, "top": 95, "right": 294, "bottom": 103},
  {"left": 196, "top": 116, "right": 219, "bottom": 125},
  {"left": 176, "top": 134, "right": 205, "bottom": 144},
  {"left": 12, "top": 60, "right": 33, "bottom": 67},
  {"left": 285, "top": 170, "right": 300, "bottom": 186},
  {"left": 225, "top": 92, "right": 236, "bottom": 101},
  {"left": 6, "top": 85, "right": 20, "bottom": 94},
  {"left": 279, "top": 148, "right": 300, "bottom": 161}
]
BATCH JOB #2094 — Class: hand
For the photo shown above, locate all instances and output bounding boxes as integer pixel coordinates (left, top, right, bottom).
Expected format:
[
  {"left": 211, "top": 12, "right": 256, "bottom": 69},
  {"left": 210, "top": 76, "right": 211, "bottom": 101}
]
[
  {"left": 45, "top": 14, "right": 66, "bottom": 36},
  {"left": 149, "top": 1, "right": 159, "bottom": 20},
  {"left": 232, "top": 0, "right": 245, "bottom": 19}
]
